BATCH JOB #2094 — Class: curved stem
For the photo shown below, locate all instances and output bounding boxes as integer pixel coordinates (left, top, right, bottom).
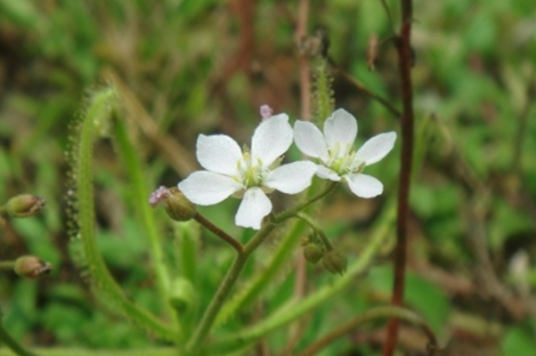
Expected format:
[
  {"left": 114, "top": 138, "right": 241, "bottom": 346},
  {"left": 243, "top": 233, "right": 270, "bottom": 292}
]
[
  {"left": 379, "top": 0, "right": 396, "bottom": 34},
  {"left": 75, "top": 88, "right": 176, "bottom": 340},
  {"left": 186, "top": 182, "right": 338, "bottom": 353},
  {"left": 293, "top": 306, "right": 439, "bottom": 356},
  {"left": 194, "top": 213, "right": 243, "bottom": 254},
  {"left": 185, "top": 224, "right": 277, "bottom": 353},
  {"left": 294, "top": 212, "right": 333, "bottom": 251},
  {"left": 205, "top": 201, "right": 396, "bottom": 355},
  {"left": 332, "top": 62, "right": 401, "bottom": 118},
  {"left": 274, "top": 182, "right": 338, "bottom": 223}
]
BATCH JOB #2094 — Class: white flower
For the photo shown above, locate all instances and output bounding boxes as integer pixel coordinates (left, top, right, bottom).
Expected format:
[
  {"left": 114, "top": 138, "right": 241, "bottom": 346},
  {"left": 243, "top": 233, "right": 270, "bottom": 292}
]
[
  {"left": 293, "top": 109, "right": 396, "bottom": 198},
  {"left": 178, "top": 114, "right": 317, "bottom": 229}
]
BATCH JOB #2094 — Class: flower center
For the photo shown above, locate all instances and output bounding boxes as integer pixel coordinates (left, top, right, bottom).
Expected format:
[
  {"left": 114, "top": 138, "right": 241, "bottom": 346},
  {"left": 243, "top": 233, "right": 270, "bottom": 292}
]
[
  {"left": 325, "top": 141, "right": 368, "bottom": 177},
  {"left": 327, "top": 141, "right": 364, "bottom": 175},
  {"left": 234, "top": 152, "right": 266, "bottom": 188}
]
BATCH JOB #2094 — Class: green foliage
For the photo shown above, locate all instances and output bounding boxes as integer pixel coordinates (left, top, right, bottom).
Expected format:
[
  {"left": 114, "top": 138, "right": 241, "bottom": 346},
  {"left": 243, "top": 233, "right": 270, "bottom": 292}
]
[
  {"left": 502, "top": 323, "right": 536, "bottom": 356},
  {"left": 0, "top": 0, "right": 535, "bottom": 355}
]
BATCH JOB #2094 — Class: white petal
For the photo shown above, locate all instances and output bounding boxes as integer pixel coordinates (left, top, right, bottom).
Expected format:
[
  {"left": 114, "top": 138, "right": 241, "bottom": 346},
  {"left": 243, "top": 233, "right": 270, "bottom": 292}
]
[
  {"left": 196, "top": 134, "right": 242, "bottom": 175},
  {"left": 293, "top": 121, "right": 329, "bottom": 162},
  {"left": 354, "top": 132, "right": 397, "bottom": 166},
  {"left": 178, "top": 171, "right": 242, "bottom": 205},
  {"left": 346, "top": 173, "right": 383, "bottom": 198},
  {"left": 251, "top": 114, "right": 293, "bottom": 166},
  {"left": 316, "top": 165, "right": 341, "bottom": 181},
  {"left": 324, "top": 109, "right": 358, "bottom": 150},
  {"left": 235, "top": 187, "right": 272, "bottom": 229},
  {"left": 264, "top": 161, "right": 317, "bottom": 194}
]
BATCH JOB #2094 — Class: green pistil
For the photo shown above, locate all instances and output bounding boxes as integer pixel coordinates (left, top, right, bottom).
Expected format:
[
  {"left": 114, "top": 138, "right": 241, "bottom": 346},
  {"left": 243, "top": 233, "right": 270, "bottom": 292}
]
[
  {"left": 236, "top": 153, "right": 264, "bottom": 188},
  {"left": 328, "top": 143, "right": 357, "bottom": 176}
]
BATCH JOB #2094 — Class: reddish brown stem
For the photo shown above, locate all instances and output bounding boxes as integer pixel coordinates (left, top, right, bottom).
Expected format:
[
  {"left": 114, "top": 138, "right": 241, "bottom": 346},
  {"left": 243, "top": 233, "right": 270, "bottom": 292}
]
[
  {"left": 296, "top": 0, "right": 311, "bottom": 120},
  {"left": 194, "top": 213, "right": 244, "bottom": 254},
  {"left": 382, "top": 0, "right": 414, "bottom": 355}
]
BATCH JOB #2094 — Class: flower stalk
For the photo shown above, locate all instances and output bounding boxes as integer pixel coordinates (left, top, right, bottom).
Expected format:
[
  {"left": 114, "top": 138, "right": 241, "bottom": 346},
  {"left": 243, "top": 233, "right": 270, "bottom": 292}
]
[
  {"left": 185, "top": 182, "right": 339, "bottom": 353},
  {"left": 193, "top": 213, "right": 244, "bottom": 254}
]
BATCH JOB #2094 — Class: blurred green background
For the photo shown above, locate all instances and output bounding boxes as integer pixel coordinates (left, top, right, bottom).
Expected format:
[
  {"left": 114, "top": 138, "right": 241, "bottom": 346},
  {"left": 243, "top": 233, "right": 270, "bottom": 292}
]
[{"left": 0, "top": 0, "right": 535, "bottom": 355}]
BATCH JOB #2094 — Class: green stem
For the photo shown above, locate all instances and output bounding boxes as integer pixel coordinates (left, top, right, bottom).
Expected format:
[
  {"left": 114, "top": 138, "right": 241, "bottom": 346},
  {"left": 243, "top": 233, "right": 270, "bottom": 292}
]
[
  {"left": 274, "top": 182, "right": 338, "bottom": 223},
  {"left": 293, "top": 306, "right": 438, "bottom": 356},
  {"left": 206, "top": 201, "right": 395, "bottom": 354},
  {"left": 186, "top": 224, "right": 277, "bottom": 354},
  {"left": 294, "top": 212, "right": 333, "bottom": 251},
  {"left": 187, "top": 182, "right": 338, "bottom": 353},
  {"left": 0, "top": 261, "right": 15, "bottom": 271},
  {"left": 214, "top": 182, "right": 337, "bottom": 327}
]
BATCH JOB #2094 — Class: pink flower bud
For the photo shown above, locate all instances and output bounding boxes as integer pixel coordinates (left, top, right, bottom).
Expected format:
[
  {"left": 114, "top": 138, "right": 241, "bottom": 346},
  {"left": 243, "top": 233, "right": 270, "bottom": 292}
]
[
  {"left": 14, "top": 255, "right": 53, "bottom": 279},
  {"left": 260, "top": 105, "right": 274, "bottom": 121},
  {"left": 149, "top": 186, "right": 197, "bottom": 221}
]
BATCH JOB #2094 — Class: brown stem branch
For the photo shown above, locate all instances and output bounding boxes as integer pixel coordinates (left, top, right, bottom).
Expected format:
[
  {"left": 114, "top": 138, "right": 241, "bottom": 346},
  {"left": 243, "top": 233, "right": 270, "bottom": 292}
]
[
  {"left": 194, "top": 213, "right": 244, "bottom": 254},
  {"left": 382, "top": 0, "right": 414, "bottom": 355},
  {"left": 334, "top": 64, "right": 402, "bottom": 118}
]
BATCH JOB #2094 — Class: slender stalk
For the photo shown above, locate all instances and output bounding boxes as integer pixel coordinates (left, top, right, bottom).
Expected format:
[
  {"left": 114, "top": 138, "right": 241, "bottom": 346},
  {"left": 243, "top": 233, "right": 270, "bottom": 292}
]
[
  {"left": 186, "top": 183, "right": 338, "bottom": 353},
  {"left": 294, "top": 212, "right": 333, "bottom": 251},
  {"left": 293, "top": 306, "right": 438, "bottom": 356},
  {"left": 0, "top": 261, "right": 15, "bottom": 271},
  {"left": 334, "top": 65, "right": 401, "bottom": 118},
  {"left": 382, "top": 0, "right": 415, "bottom": 355},
  {"left": 185, "top": 224, "right": 277, "bottom": 353},
  {"left": 274, "top": 182, "right": 338, "bottom": 223},
  {"left": 205, "top": 201, "right": 396, "bottom": 354},
  {"left": 379, "top": 0, "right": 396, "bottom": 34},
  {"left": 194, "top": 213, "right": 244, "bottom": 254}
]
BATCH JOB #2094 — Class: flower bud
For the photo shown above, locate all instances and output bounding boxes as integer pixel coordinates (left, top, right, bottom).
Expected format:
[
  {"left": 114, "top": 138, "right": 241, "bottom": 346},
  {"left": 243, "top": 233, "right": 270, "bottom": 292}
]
[
  {"left": 168, "top": 277, "right": 196, "bottom": 314},
  {"left": 303, "top": 243, "right": 324, "bottom": 264},
  {"left": 4, "top": 194, "right": 45, "bottom": 218},
  {"left": 14, "top": 255, "right": 53, "bottom": 279},
  {"left": 149, "top": 186, "right": 196, "bottom": 222},
  {"left": 322, "top": 250, "right": 347, "bottom": 276}
]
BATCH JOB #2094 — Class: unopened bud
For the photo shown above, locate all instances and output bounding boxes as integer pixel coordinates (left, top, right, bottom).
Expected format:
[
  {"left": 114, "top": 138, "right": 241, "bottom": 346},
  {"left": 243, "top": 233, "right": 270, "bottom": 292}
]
[
  {"left": 149, "top": 186, "right": 196, "bottom": 222},
  {"left": 260, "top": 105, "right": 274, "bottom": 120},
  {"left": 303, "top": 243, "right": 324, "bottom": 264},
  {"left": 4, "top": 194, "right": 45, "bottom": 218},
  {"left": 14, "top": 256, "right": 53, "bottom": 279},
  {"left": 322, "top": 250, "right": 347, "bottom": 275}
]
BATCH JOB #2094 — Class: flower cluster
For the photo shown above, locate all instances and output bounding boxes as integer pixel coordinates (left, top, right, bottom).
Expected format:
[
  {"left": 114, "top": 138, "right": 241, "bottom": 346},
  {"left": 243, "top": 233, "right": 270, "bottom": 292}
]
[{"left": 175, "top": 108, "right": 396, "bottom": 229}]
